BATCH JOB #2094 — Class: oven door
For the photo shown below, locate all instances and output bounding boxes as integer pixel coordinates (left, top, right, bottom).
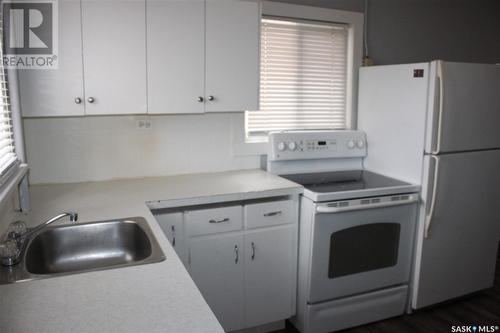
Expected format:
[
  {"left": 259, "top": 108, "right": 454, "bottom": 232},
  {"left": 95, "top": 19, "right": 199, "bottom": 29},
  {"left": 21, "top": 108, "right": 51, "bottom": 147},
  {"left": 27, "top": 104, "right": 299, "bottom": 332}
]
[{"left": 309, "top": 196, "right": 418, "bottom": 303}]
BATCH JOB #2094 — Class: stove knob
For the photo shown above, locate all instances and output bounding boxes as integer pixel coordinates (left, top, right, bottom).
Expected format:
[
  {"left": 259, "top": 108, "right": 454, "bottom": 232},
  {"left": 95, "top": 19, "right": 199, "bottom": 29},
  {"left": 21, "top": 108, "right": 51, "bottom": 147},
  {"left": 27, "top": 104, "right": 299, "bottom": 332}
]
[
  {"left": 288, "top": 142, "right": 297, "bottom": 151},
  {"left": 277, "top": 142, "right": 287, "bottom": 151},
  {"left": 347, "top": 140, "right": 355, "bottom": 149},
  {"left": 357, "top": 140, "right": 365, "bottom": 149}
]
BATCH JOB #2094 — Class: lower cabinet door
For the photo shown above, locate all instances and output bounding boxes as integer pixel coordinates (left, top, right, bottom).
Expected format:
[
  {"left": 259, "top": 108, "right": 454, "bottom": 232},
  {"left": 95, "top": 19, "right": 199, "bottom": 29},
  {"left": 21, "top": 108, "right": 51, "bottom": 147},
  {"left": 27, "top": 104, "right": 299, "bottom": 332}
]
[
  {"left": 154, "top": 212, "right": 187, "bottom": 266},
  {"left": 189, "top": 233, "right": 245, "bottom": 331},
  {"left": 244, "top": 225, "right": 297, "bottom": 327}
]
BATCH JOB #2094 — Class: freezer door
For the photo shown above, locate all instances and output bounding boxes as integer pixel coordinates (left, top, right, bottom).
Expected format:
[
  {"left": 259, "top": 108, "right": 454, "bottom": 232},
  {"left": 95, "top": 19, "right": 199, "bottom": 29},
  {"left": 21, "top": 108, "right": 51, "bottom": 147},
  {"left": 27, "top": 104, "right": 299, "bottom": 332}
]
[
  {"left": 412, "top": 150, "right": 500, "bottom": 309},
  {"left": 358, "top": 63, "right": 429, "bottom": 184},
  {"left": 427, "top": 61, "right": 500, "bottom": 153}
]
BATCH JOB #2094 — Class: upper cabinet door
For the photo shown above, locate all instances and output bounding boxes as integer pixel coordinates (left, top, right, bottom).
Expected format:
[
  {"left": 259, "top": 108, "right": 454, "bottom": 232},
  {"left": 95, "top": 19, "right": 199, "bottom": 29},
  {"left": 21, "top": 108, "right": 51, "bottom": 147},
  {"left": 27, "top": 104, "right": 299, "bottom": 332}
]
[
  {"left": 81, "top": 0, "right": 147, "bottom": 115},
  {"left": 205, "top": 0, "right": 260, "bottom": 112},
  {"left": 18, "top": 0, "right": 84, "bottom": 117},
  {"left": 147, "top": 0, "right": 205, "bottom": 114}
]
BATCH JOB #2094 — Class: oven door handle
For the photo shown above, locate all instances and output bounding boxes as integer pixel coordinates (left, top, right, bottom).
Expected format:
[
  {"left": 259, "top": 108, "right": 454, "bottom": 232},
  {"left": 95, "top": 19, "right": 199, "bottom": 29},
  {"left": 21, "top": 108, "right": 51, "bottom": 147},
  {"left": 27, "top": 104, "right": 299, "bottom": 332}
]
[{"left": 316, "top": 196, "right": 418, "bottom": 214}]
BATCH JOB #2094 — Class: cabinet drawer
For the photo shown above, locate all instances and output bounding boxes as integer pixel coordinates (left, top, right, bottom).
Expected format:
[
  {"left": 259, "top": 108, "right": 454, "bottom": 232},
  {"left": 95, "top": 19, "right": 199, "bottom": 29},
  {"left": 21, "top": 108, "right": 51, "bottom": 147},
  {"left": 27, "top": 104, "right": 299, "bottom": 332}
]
[
  {"left": 186, "top": 206, "right": 243, "bottom": 237},
  {"left": 245, "top": 200, "right": 296, "bottom": 229}
]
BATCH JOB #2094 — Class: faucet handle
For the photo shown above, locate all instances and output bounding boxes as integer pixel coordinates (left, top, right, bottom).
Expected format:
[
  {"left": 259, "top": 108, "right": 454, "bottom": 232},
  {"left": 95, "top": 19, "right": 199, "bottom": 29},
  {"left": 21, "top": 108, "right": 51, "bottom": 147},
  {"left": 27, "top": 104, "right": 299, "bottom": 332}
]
[
  {"left": 0, "top": 239, "right": 18, "bottom": 256},
  {"left": 5, "top": 221, "right": 27, "bottom": 240},
  {"left": 0, "top": 239, "right": 20, "bottom": 266},
  {"left": 0, "top": 238, "right": 19, "bottom": 266}
]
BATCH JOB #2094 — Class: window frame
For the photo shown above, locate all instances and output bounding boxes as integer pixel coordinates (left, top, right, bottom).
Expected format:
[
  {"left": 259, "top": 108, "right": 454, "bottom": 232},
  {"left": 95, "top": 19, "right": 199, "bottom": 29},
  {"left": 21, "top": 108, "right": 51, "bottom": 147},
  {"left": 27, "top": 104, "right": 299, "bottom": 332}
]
[
  {"left": 0, "top": 38, "right": 20, "bottom": 190},
  {"left": 232, "top": 1, "right": 364, "bottom": 155},
  {"left": 0, "top": 7, "right": 27, "bottom": 205}
]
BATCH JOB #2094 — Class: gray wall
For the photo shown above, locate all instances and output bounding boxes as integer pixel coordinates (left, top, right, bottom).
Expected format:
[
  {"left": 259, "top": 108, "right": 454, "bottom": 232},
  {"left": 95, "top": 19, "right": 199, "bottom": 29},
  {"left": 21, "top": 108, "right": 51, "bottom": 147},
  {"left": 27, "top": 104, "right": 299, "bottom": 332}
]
[{"left": 270, "top": 0, "right": 500, "bottom": 65}]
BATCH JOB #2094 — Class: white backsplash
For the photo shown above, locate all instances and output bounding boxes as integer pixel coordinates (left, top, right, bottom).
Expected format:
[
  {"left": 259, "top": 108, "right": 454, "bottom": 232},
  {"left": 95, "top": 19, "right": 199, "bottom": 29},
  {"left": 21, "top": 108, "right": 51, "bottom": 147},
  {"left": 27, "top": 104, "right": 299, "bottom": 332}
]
[{"left": 24, "top": 113, "right": 260, "bottom": 184}]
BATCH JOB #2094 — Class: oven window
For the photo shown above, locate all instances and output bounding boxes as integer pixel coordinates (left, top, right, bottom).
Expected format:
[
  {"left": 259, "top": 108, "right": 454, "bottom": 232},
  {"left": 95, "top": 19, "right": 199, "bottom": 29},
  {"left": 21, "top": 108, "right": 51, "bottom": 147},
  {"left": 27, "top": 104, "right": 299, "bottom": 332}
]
[{"left": 329, "top": 223, "right": 400, "bottom": 278}]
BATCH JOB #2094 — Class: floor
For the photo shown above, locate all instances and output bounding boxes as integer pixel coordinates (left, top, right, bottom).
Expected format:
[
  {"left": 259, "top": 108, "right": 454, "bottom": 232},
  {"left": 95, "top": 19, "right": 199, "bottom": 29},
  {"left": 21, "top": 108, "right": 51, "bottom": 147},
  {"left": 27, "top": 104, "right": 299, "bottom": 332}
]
[{"left": 278, "top": 248, "right": 500, "bottom": 333}]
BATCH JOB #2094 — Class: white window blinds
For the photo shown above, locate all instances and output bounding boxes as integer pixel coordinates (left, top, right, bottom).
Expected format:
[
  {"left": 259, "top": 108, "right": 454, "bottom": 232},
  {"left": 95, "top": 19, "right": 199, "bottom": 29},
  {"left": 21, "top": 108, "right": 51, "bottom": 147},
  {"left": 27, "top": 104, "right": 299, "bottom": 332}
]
[
  {"left": 0, "top": 22, "right": 18, "bottom": 177},
  {"left": 246, "top": 18, "right": 348, "bottom": 138}
]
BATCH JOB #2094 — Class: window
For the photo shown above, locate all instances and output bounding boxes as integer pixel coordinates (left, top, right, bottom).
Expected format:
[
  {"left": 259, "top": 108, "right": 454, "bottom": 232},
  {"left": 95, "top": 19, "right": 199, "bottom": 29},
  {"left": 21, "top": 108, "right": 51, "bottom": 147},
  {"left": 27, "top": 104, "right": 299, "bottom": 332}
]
[
  {"left": 0, "top": 21, "right": 18, "bottom": 179},
  {"left": 246, "top": 17, "right": 349, "bottom": 140}
]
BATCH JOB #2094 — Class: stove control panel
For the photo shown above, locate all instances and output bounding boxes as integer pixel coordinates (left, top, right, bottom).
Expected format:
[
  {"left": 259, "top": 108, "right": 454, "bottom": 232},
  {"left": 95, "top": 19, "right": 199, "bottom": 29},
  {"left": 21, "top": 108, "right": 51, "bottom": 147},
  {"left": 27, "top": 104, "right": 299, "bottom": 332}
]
[{"left": 268, "top": 130, "right": 367, "bottom": 161}]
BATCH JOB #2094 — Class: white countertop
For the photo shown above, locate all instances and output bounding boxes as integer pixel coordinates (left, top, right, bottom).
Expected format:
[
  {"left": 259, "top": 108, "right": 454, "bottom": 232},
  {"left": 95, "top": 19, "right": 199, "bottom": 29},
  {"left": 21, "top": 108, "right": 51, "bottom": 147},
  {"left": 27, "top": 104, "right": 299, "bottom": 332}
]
[{"left": 0, "top": 169, "right": 302, "bottom": 333}]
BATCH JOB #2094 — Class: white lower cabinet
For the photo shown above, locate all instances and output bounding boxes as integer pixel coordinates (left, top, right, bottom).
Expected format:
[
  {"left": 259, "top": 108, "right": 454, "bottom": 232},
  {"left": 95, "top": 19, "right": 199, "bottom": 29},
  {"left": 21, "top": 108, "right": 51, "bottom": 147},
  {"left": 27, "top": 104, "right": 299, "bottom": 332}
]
[
  {"left": 154, "top": 198, "right": 298, "bottom": 331},
  {"left": 244, "top": 225, "right": 296, "bottom": 328},
  {"left": 155, "top": 212, "right": 187, "bottom": 265},
  {"left": 189, "top": 234, "right": 245, "bottom": 332}
]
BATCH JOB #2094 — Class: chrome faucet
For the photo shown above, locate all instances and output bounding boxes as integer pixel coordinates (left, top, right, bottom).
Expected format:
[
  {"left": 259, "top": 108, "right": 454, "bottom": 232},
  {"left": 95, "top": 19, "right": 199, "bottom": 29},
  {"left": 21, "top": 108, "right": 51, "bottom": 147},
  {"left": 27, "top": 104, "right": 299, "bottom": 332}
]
[{"left": 0, "top": 212, "right": 78, "bottom": 266}]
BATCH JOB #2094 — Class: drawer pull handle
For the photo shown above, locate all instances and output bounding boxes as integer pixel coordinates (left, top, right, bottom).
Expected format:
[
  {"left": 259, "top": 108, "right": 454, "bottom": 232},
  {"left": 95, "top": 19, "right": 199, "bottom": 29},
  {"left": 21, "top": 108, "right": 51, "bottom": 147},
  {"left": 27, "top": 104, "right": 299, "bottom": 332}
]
[
  {"left": 171, "top": 225, "right": 175, "bottom": 247},
  {"left": 263, "top": 211, "right": 282, "bottom": 217},
  {"left": 209, "top": 218, "right": 230, "bottom": 224},
  {"left": 251, "top": 242, "right": 256, "bottom": 260},
  {"left": 234, "top": 245, "right": 239, "bottom": 264}
]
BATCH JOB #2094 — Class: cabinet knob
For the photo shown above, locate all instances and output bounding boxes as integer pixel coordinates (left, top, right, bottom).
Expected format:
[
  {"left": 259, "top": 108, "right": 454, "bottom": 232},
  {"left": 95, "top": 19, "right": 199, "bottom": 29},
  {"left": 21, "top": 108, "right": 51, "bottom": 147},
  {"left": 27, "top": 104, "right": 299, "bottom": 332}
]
[
  {"left": 197, "top": 96, "right": 204, "bottom": 103},
  {"left": 74, "top": 97, "right": 82, "bottom": 104},
  {"left": 208, "top": 95, "right": 215, "bottom": 101},
  {"left": 88, "top": 97, "right": 95, "bottom": 103}
]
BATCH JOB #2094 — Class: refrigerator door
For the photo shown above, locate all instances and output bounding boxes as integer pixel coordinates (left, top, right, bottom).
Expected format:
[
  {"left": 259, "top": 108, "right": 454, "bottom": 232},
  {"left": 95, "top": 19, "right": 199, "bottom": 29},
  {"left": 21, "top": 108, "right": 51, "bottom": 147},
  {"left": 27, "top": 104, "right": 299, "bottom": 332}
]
[
  {"left": 412, "top": 150, "right": 500, "bottom": 309},
  {"left": 426, "top": 61, "right": 500, "bottom": 154}
]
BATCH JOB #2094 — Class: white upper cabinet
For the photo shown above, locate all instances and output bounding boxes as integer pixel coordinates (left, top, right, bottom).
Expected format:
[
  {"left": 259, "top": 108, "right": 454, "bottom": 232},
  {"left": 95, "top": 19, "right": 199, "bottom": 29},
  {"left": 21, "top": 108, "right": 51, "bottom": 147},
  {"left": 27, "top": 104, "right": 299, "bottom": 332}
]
[
  {"left": 81, "top": 0, "right": 147, "bottom": 115},
  {"left": 19, "top": 0, "right": 259, "bottom": 117},
  {"left": 147, "top": 0, "right": 260, "bottom": 114},
  {"left": 147, "top": 0, "right": 205, "bottom": 114},
  {"left": 205, "top": 0, "right": 260, "bottom": 112},
  {"left": 19, "top": 0, "right": 85, "bottom": 117}
]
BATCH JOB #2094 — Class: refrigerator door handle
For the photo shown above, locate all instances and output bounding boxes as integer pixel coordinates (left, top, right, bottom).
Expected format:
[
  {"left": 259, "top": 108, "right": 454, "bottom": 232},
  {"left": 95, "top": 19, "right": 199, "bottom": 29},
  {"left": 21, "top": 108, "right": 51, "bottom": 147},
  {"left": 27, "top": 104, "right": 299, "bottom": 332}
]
[
  {"left": 425, "top": 155, "right": 440, "bottom": 238},
  {"left": 432, "top": 61, "right": 444, "bottom": 155}
]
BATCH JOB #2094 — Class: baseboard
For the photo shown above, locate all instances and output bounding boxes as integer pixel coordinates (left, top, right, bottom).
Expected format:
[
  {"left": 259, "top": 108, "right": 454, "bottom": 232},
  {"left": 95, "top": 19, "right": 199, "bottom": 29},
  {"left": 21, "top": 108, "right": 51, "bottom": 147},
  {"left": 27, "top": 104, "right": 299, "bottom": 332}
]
[{"left": 231, "top": 320, "right": 285, "bottom": 333}]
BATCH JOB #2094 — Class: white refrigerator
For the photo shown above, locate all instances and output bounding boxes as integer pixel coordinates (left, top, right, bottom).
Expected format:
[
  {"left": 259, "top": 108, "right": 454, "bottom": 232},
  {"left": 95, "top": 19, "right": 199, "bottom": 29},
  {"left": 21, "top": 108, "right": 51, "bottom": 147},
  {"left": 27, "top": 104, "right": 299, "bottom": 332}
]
[{"left": 357, "top": 60, "right": 500, "bottom": 310}]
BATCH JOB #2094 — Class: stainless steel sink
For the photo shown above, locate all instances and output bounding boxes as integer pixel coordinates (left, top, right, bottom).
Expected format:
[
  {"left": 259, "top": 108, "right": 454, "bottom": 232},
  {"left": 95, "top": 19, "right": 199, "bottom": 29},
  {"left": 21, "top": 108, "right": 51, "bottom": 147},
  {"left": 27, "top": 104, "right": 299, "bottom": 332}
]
[{"left": 0, "top": 217, "right": 165, "bottom": 284}]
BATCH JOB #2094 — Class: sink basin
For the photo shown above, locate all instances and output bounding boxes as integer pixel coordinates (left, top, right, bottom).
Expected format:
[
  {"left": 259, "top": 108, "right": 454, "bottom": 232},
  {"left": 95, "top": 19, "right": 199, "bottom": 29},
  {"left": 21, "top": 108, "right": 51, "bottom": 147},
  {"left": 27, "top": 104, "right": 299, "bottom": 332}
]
[
  {"left": 26, "top": 219, "right": 159, "bottom": 275},
  {"left": 0, "top": 217, "right": 165, "bottom": 284}
]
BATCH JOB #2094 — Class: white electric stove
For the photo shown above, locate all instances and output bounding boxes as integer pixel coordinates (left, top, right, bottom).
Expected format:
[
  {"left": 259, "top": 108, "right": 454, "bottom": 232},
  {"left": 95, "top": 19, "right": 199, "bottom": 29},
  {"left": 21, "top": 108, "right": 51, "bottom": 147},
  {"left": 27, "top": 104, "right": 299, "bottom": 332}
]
[{"left": 267, "top": 130, "right": 420, "bottom": 333}]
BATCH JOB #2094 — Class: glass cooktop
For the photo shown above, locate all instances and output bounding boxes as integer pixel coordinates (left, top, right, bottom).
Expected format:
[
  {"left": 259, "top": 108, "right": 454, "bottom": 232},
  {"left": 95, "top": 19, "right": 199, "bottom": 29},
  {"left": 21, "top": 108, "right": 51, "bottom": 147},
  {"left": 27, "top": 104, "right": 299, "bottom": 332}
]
[{"left": 280, "top": 170, "right": 411, "bottom": 194}]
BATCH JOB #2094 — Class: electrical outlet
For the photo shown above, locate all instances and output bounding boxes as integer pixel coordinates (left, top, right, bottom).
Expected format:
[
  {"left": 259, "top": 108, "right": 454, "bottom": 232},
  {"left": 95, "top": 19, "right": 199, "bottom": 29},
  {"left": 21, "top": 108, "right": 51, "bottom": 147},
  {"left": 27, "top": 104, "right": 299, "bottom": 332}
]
[{"left": 136, "top": 119, "right": 152, "bottom": 129}]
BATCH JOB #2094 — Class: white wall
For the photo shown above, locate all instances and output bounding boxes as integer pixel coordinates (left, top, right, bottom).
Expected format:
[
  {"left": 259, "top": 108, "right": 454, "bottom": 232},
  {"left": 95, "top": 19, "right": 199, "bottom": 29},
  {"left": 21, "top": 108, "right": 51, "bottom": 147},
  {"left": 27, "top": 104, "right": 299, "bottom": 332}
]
[
  {"left": 272, "top": 0, "right": 500, "bottom": 65},
  {"left": 24, "top": 113, "right": 260, "bottom": 184}
]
